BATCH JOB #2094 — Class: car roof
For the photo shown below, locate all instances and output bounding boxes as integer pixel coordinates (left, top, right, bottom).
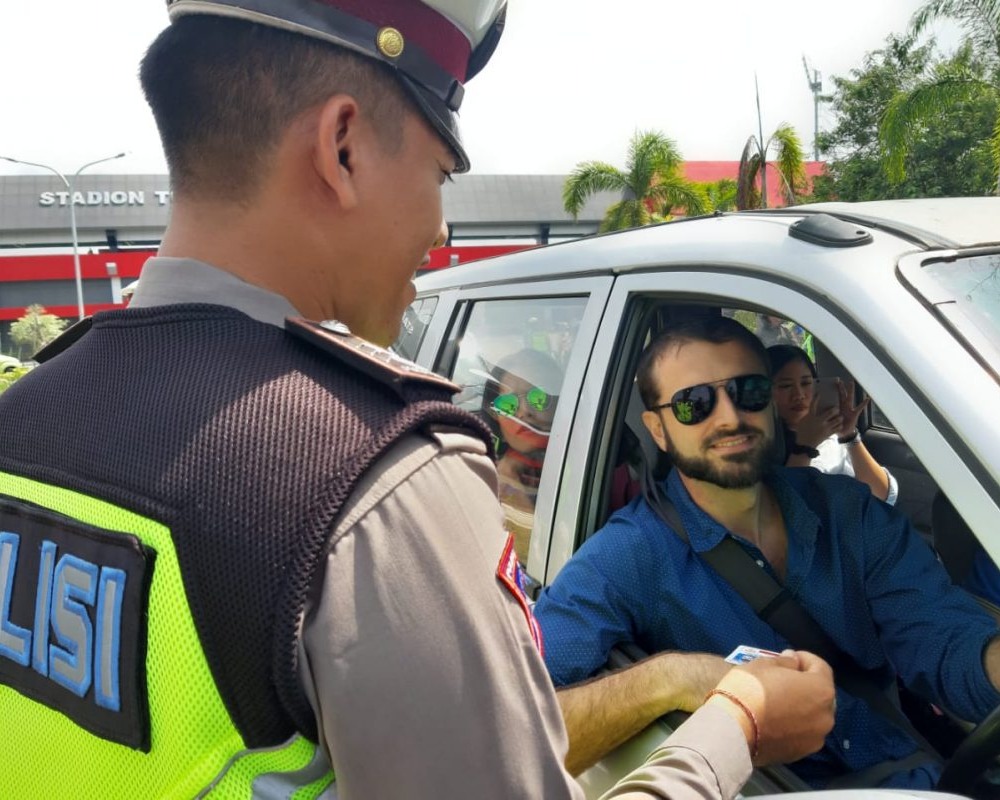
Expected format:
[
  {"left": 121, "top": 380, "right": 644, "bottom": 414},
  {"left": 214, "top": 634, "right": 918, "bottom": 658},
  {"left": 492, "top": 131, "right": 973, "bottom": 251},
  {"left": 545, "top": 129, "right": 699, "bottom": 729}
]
[
  {"left": 785, "top": 197, "right": 1000, "bottom": 249},
  {"left": 417, "top": 197, "right": 1000, "bottom": 294}
]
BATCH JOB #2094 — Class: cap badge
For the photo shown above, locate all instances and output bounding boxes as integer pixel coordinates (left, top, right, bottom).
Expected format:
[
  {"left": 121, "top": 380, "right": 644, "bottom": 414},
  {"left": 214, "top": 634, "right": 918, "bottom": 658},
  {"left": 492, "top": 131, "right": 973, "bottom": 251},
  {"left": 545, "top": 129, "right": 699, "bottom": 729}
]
[{"left": 376, "top": 27, "right": 405, "bottom": 59}]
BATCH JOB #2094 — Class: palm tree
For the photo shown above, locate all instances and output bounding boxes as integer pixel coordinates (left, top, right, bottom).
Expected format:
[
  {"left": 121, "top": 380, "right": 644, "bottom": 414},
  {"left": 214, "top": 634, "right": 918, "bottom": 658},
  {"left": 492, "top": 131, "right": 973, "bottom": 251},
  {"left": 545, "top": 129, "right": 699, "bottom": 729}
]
[
  {"left": 880, "top": 0, "right": 1000, "bottom": 193},
  {"left": 736, "top": 80, "right": 808, "bottom": 209},
  {"left": 736, "top": 124, "right": 808, "bottom": 209},
  {"left": 700, "top": 178, "right": 739, "bottom": 212},
  {"left": 563, "top": 130, "right": 710, "bottom": 232}
]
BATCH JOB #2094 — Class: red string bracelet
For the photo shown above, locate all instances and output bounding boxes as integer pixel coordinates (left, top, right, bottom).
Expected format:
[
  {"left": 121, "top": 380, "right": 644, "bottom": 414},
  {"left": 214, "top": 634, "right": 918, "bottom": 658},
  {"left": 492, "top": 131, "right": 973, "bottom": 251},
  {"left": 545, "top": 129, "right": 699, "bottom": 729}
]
[{"left": 705, "top": 689, "right": 759, "bottom": 758}]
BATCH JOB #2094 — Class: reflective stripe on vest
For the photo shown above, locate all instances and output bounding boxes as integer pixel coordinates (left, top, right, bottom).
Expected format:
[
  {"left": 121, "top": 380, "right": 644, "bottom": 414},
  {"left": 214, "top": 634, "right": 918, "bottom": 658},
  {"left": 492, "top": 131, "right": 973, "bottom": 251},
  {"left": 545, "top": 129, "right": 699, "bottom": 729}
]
[
  {"left": 202, "top": 735, "right": 335, "bottom": 799},
  {"left": 0, "top": 471, "right": 332, "bottom": 797}
]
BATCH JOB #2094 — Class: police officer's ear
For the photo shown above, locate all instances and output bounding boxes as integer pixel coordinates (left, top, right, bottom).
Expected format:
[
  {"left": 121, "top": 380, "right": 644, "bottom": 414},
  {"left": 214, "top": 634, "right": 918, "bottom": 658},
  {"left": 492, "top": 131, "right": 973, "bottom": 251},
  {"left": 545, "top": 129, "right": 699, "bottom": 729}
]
[
  {"left": 642, "top": 410, "right": 670, "bottom": 454},
  {"left": 314, "top": 94, "right": 363, "bottom": 212}
]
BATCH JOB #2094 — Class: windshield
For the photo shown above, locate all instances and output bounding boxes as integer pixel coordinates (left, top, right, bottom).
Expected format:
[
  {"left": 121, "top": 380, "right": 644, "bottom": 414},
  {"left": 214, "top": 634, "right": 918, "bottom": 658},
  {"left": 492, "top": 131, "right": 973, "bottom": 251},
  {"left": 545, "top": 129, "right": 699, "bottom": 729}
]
[{"left": 923, "top": 253, "right": 1000, "bottom": 359}]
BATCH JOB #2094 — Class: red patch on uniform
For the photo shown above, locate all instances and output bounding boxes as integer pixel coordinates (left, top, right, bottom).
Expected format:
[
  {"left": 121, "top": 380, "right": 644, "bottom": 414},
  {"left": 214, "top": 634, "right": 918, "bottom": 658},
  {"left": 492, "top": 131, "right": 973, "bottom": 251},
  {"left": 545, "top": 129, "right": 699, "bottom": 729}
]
[{"left": 496, "top": 533, "right": 544, "bottom": 657}]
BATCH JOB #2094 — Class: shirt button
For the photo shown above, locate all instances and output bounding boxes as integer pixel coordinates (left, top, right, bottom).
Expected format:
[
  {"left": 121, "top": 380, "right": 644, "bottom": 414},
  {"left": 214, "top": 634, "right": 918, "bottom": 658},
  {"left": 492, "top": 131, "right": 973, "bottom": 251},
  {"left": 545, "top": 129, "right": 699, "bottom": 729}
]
[
  {"left": 843, "top": 739, "right": 851, "bottom": 750},
  {"left": 756, "top": 559, "right": 765, "bottom": 568}
]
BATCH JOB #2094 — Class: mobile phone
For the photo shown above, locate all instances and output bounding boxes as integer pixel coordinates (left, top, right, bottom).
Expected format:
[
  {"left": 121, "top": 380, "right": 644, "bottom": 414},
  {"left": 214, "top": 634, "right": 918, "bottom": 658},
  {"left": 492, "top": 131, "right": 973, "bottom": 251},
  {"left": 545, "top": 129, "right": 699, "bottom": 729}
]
[{"left": 814, "top": 378, "right": 840, "bottom": 412}]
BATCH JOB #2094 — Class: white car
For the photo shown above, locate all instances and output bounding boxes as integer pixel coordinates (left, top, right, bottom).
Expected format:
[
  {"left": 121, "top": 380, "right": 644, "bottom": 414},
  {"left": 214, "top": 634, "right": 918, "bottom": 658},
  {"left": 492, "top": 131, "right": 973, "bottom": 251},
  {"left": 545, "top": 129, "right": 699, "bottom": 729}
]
[
  {"left": 0, "top": 355, "right": 22, "bottom": 373},
  {"left": 398, "top": 197, "right": 1000, "bottom": 798}
]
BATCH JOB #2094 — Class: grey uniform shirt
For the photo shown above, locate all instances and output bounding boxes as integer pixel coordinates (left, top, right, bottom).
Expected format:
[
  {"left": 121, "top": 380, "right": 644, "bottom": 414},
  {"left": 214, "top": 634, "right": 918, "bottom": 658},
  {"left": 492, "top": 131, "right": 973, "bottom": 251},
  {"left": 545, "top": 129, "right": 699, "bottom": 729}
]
[{"left": 131, "top": 257, "right": 752, "bottom": 799}]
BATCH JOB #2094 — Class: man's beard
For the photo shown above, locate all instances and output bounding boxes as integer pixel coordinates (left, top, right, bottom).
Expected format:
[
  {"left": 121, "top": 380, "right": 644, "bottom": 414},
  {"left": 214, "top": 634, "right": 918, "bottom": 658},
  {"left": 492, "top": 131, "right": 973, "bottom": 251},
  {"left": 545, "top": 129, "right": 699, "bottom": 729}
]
[{"left": 665, "top": 422, "right": 772, "bottom": 489}]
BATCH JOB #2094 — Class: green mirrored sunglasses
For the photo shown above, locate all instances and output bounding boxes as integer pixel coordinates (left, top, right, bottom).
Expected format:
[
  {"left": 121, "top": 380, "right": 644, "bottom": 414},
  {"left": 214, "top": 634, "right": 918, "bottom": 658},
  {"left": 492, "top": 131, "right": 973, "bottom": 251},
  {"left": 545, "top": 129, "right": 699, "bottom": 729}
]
[{"left": 493, "top": 386, "right": 552, "bottom": 416}]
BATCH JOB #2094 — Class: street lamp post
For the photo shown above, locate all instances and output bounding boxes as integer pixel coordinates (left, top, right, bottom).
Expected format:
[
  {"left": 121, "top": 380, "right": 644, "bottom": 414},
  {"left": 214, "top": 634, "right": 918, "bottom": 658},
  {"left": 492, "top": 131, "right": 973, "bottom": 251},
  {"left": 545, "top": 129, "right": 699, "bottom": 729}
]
[{"left": 1, "top": 152, "right": 126, "bottom": 320}]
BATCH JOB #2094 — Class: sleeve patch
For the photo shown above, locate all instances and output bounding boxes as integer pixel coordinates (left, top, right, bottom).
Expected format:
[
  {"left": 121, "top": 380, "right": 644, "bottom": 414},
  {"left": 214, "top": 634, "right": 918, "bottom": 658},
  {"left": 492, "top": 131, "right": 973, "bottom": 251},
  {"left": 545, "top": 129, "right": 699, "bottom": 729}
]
[{"left": 496, "top": 533, "right": 544, "bottom": 657}]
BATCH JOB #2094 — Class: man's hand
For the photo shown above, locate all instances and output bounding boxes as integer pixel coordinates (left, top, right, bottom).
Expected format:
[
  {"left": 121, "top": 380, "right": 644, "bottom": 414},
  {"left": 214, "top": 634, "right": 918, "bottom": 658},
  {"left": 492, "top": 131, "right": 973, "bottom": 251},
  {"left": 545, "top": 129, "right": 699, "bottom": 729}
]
[{"left": 706, "top": 650, "right": 835, "bottom": 766}]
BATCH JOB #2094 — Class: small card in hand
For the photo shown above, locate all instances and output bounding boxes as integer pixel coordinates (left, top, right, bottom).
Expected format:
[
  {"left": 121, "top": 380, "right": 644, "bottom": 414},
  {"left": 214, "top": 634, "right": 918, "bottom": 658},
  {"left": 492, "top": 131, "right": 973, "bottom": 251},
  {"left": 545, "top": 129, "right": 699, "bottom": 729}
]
[{"left": 725, "top": 645, "right": 781, "bottom": 665}]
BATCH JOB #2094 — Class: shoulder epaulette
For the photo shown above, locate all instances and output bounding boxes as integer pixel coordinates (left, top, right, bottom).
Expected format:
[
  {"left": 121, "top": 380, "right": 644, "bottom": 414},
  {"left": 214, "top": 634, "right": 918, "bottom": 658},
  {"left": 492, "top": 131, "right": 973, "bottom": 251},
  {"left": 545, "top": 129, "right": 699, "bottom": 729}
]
[{"left": 285, "top": 317, "right": 460, "bottom": 397}]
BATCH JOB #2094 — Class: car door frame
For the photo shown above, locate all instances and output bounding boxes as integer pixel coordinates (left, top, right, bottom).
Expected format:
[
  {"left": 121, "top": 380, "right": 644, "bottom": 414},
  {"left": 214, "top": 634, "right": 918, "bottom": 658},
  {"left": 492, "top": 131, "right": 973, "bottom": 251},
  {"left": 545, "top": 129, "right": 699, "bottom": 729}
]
[
  {"left": 551, "top": 261, "right": 1000, "bottom": 797},
  {"left": 410, "top": 276, "right": 615, "bottom": 583}
]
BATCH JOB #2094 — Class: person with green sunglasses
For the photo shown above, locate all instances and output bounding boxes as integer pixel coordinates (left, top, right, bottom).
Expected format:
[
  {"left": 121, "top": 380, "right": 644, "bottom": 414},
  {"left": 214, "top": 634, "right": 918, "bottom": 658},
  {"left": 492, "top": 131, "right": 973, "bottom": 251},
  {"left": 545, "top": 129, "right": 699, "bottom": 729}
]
[{"left": 482, "top": 348, "right": 563, "bottom": 563}]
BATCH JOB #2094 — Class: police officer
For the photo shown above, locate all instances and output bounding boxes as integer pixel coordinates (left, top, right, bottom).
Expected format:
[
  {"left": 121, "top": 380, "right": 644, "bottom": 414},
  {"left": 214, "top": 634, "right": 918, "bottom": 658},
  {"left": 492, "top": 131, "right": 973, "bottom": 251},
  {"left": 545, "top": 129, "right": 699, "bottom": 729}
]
[{"left": 0, "top": 1, "right": 835, "bottom": 796}]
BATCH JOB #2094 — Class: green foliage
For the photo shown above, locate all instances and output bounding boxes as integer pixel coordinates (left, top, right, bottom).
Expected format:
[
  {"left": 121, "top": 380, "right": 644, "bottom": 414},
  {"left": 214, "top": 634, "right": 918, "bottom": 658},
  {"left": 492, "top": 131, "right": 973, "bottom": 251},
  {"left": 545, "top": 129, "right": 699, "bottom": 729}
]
[
  {"left": 563, "top": 130, "right": 710, "bottom": 232},
  {"left": 877, "top": 0, "right": 1000, "bottom": 192},
  {"left": 731, "top": 309, "right": 759, "bottom": 331},
  {"left": 820, "top": 35, "right": 998, "bottom": 199},
  {"left": 9, "top": 305, "right": 67, "bottom": 359},
  {"left": 0, "top": 366, "right": 30, "bottom": 395},
  {"left": 736, "top": 124, "right": 807, "bottom": 209},
  {"left": 699, "top": 179, "right": 738, "bottom": 211},
  {"left": 910, "top": 0, "right": 1000, "bottom": 65}
]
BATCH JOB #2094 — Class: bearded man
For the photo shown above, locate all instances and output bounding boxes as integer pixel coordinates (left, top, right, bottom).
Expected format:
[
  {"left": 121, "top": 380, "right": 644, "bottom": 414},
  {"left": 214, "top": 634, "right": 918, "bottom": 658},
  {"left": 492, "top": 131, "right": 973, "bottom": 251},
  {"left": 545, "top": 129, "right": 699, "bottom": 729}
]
[{"left": 534, "top": 314, "right": 1000, "bottom": 791}]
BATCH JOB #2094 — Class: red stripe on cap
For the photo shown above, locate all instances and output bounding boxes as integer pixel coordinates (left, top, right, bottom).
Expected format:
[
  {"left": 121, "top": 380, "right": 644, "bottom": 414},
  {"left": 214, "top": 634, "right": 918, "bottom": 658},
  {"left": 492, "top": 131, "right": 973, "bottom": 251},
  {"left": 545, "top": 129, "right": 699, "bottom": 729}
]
[{"left": 319, "top": 0, "right": 471, "bottom": 81}]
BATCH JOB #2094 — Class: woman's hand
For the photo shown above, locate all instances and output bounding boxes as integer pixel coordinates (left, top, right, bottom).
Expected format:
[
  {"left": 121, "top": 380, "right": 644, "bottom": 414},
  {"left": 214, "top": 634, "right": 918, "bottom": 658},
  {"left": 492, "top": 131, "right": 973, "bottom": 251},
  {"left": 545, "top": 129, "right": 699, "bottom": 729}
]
[
  {"left": 836, "top": 379, "right": 870, "bottom": 438},
  {"left": 794, "top": 394, "right": 842, "bottom": 448}
]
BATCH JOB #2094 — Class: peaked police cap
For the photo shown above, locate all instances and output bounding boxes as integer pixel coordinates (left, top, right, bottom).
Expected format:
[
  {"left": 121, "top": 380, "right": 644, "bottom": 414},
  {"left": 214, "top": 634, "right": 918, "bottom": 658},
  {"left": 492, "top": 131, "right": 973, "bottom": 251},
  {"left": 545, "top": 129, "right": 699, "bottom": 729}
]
[{"left": 166, "top": 0, "right": 507, "bottom": 172}]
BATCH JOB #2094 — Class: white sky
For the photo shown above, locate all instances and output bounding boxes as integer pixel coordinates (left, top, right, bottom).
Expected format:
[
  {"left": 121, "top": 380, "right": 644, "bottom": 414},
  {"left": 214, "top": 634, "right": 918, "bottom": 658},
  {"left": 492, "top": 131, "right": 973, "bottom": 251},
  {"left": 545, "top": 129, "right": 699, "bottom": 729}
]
[{"left": 0, "top": 0, "right": 961, "bottom": 177}]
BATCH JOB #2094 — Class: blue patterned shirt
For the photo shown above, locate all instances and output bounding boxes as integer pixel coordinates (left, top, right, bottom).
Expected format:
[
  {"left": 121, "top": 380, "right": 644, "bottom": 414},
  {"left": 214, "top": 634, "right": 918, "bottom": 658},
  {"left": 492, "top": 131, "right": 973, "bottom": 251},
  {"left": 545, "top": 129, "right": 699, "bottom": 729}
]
[{"left": 534, "top": 467, "right": 1000, "bottom": 788}]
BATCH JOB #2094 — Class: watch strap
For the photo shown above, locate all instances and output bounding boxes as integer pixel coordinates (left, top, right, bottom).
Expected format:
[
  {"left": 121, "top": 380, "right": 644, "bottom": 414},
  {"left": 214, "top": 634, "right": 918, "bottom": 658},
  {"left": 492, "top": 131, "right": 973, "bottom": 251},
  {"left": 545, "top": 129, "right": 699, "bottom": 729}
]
[{"left": 838, "top": 429, "right": 861, "bottom": 445}]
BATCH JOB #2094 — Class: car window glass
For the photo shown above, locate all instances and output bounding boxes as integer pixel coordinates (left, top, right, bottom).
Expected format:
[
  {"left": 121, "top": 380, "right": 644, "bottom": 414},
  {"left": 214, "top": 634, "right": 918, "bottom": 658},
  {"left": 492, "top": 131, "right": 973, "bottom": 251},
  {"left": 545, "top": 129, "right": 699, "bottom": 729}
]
[
  {"left": 728, "top": 309, "right": 815, "bottom": 358},
  {"left": 870, "top": 403, "right": 895, "bottom": 431},
  {"left": 392, "top": 296, "right": 439, "bottom": 361},
  {"left": 922, "top": 253, "right": 1000, "bottom": 354},
  {"left": 447, "top": 297, "right": 587, "bottom": 563}
]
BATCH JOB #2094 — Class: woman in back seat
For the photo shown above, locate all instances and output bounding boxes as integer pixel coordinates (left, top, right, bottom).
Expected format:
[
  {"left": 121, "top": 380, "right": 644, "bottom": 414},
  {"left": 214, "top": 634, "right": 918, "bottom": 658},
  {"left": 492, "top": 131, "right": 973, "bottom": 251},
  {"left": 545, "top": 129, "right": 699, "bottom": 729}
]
[{"left": 769, "top": 344, "right": 898, "bottom": 505}]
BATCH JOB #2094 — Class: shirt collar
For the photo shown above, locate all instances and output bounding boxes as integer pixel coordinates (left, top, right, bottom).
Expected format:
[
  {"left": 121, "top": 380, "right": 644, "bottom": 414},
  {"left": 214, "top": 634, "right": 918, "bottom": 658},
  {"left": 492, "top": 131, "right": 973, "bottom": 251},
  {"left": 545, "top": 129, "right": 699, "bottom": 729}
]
[
  {"left": 664, "top": 466, "right": 821, "bottom": 559},
  {"left": 129, "top": 257, "right": 301, "bottom": 329}
]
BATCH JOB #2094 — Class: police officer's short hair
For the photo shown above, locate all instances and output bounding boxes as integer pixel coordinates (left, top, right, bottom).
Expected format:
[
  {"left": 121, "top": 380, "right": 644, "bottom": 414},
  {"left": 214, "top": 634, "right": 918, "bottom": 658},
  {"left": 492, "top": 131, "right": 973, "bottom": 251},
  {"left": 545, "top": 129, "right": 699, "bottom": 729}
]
[
  {"left": 141, "top": 0, "right": 507, "bottom": 197},
  {"left": 140, "top": 15, "right": 411, "bottom": 199}
]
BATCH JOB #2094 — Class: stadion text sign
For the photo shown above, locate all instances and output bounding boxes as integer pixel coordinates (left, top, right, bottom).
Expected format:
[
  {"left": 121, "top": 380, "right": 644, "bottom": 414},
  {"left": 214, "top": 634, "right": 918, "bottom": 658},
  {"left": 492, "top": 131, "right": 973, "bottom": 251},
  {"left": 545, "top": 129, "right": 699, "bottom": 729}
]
[{"left": 38, "top": 190, "right": 173, "bottom": 208}]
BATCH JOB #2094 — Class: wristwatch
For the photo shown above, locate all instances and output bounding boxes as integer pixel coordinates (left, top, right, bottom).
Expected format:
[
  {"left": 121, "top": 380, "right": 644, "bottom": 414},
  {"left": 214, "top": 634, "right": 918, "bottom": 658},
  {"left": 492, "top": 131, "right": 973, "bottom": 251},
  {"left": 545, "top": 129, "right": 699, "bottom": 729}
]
[
  {"left": 837, "top": 429, "right": 862, "bottom": 446},
  {"left": 790, "top": 443, "right": 820, "bottom": 458}
]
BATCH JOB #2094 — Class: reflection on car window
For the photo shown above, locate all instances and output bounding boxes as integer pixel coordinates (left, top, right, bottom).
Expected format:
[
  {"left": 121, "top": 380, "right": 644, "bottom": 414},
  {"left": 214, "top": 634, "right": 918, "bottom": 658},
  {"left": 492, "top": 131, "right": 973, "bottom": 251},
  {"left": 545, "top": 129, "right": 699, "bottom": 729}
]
[
  {"left": 447, "top": 297, "right": 587, "bottom": 562},
  {"left": 923, "top": 253, "right": 1000, "bottom": 355},
  {"left": 727, "top": 309, "right": 815, "bottom": 360},
  {"left": 392, "top": 296, "right": 439, "bottom": 361}
]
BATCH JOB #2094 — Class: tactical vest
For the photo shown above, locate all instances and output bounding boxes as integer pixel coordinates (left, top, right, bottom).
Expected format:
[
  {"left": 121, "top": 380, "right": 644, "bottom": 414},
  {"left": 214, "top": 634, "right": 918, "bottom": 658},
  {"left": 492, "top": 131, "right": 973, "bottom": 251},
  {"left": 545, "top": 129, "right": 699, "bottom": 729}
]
[{"left": 0, "top": 305, "right": 491, "bottom": 797}]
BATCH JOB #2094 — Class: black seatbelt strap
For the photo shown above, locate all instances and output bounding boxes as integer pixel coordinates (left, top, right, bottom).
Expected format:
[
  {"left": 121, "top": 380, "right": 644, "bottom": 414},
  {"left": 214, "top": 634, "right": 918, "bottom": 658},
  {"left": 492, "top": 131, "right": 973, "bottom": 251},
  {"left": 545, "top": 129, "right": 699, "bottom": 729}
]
[{"left": 641, "top": 468, "right": 943, "bottom": 764}]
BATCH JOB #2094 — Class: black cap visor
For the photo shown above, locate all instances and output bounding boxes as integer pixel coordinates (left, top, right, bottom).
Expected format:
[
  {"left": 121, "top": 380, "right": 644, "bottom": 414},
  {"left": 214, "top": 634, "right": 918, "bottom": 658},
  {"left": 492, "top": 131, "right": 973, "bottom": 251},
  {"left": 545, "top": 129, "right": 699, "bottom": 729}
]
[{"left": 397, "top": 74, "right": 469, "bottom": 173}]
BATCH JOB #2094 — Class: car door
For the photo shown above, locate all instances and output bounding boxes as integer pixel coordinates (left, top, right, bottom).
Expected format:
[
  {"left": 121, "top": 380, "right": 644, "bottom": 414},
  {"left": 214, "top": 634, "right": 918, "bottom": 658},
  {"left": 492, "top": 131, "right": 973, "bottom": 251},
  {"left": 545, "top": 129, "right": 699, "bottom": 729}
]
[{"left": 551, "top": 259, "right": 1000, "bottom": 798}]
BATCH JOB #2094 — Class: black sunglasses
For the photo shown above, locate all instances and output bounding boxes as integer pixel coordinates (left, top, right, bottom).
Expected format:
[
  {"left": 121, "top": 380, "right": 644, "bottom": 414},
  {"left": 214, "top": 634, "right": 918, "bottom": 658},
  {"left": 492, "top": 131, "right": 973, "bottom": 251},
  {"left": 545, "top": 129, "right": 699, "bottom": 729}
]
[{"left": 652, "top": 374, "right": 772, "bottom": 425}]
